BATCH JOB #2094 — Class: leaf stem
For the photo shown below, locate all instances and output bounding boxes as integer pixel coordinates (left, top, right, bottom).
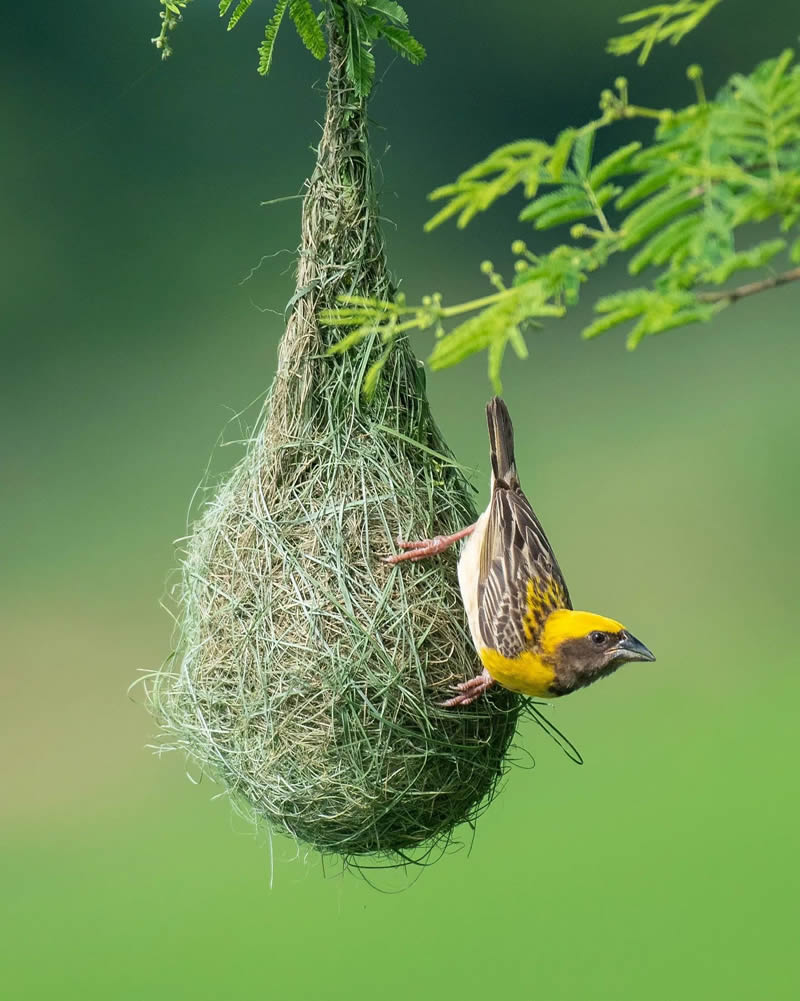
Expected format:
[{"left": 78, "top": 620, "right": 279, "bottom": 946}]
[
  {"left": 697, "top": 266, "right": 800, "bottom": 303},
  {"left": 583, "top": 181, "right": 614, "bottom": 235}
]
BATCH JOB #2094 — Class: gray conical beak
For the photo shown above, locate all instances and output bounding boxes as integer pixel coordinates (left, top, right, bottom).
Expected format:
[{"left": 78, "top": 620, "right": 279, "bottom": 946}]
[{"left": 618, "top": 631, "right": 656, "bottom": 663}]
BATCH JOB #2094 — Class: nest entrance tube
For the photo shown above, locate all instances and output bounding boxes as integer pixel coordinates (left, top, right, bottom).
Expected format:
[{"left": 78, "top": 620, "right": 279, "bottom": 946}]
[{"left": 149, "top": 22, "right": 521, "bottom": 861}]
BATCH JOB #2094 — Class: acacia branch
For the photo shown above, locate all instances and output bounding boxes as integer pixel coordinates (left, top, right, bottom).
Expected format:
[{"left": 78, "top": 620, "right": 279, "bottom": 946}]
[{"left": 697, "top": 266, "right": 800, "bottom": 304}]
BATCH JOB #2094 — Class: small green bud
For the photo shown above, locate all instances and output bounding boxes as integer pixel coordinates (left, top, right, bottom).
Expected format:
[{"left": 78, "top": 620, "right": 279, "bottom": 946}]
[
  {"left": 614, "top": 76, "right": 627, "bottom": 91},
  {"left": 480, "top": 260, "right": 494, "bottom": 275},
  {"left": 511, "top": 239, "right": 527, "bottom": 255},
  {"left": 687, "top": 64, "right": 702, "bottom": 80},
  {"left": 570, "top": 224, "right": 588, "bottom": 239},
  {"left": 422, "top": 295, "right": 432, "bottom": 306},
  {"left": 514, "top": 260, "right": 528, "bottom": 273}
]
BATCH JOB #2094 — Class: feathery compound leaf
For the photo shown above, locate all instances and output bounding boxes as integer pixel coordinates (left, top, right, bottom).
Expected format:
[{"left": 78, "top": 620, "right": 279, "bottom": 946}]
[
  {"left": 380, "top": 24, "right": 426, "bottom": 64},
  {"left": 535, "top": 200, "right": 596, "bottom": 230},
  {"left": 346, "top": 8, "right": 376, "bottom": 96},
  {"left": 323, "top": 8, "right": 800, "bottom": 389},
  {"left": 616, "top": 167, "right": 674, "bottom": 209},
  {"left": 582, "top": 305, "right": 643, "bottom": 339},
  {"left": 628, "top": 214, "right": 699, "bottom": 274},
  {"left": 362, "top": 351, "right": 392, "bottom": 400},
  {"left": 427, "top": 312, "right": 495, "bottom": 370},
  {"left": 549, "top": 129, "right": 577, "bottom": 181},
  {"left": 258, "top": 0, "right": 288, "bottom": 75},
  {"left": 367, "top": 0, "right": 409, "bottom": 24},
  {"left": 702, "top": 239, "right": 786, "bottom": 284},
  {"left": 425, "top": 142, "right": 551, "bottom": 230},
  {"left": 219, "top": 0, "right": 234, "bottom": 14},
  {"left": 571, "top": 132, "right": 595, "bottom": 179},
  {"left": 621, "top": 183, "right": 702, "bottom": 248},
  {"left": 586, "top": 288, "right": 717, "bottom": 348},
  {"left": 589, "top": 141, "right": 642, "bottom": 187},
  {"left": 428, "top": 285, "right": 562, "bottom": 375},
  {"left": 607, "top": 0, "right": 723, "bottom": 65},
  {"left": 226, "top": 0, "right": 254, "bottom": 30},
  {"left": 289, "top": 0, "right": 326, "bottom": 59},
  {"left": 519, "top": 187, "right": 588, "bottom": 223}
]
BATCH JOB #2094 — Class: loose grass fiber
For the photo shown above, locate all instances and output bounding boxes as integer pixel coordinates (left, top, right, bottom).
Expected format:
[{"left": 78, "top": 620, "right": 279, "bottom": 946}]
[{"left": 146, "top": 24, "right": 521, "bottom": 862}]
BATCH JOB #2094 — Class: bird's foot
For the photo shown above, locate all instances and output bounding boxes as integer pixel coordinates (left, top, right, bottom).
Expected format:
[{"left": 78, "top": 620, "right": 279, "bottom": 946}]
[
  {"left": 441, "top": 669, "right": 494, "bottom": 707},
  {"left": 382, "top": 524, "right": 475, "bottom": 564}
]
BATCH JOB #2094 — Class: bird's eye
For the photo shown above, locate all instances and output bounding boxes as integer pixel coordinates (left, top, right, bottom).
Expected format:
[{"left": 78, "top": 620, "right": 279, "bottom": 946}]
[{"left": 590, "top": 631, "right": 607, "bottom": 645}]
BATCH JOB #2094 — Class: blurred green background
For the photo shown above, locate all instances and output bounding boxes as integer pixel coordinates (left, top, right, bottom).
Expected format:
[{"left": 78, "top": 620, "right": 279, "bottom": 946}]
[{"left": 3, "top": 2, "right": 799, "bottom": 998}]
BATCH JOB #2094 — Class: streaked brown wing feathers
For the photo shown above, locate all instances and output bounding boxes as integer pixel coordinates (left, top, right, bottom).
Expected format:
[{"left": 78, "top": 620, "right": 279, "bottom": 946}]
[{"left": 478, "top": 487, "right": 571, "bottom": 657}]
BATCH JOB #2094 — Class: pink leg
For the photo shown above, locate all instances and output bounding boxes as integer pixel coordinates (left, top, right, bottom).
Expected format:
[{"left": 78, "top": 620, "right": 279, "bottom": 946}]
[
  {"left": 383, "top": 524, "right": 475, "bottom": 564},
  {"left": 441, "top": 668, "right": 495, "bottom": 707}
]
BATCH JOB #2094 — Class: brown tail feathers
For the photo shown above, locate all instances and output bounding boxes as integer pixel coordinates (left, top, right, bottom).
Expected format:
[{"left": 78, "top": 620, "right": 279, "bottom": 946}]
[{"left": 486, "top": 396, "right": 519, "bottom": 490}]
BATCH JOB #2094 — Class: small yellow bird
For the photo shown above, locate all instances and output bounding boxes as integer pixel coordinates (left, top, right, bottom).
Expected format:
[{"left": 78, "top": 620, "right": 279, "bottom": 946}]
[{"left": 386, "top": 397, "right": 655, "bottom": 706}]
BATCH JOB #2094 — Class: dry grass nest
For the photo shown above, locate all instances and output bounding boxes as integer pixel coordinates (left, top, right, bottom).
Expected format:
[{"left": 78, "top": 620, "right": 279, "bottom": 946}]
[{"left": 145, "top": 28, "right": 524, "bottom": 864}]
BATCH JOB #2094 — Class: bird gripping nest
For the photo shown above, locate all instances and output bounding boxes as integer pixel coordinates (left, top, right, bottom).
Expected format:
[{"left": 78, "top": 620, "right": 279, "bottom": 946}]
[{"left": 147, "top": 22, "right": 520, "bottom": 862}]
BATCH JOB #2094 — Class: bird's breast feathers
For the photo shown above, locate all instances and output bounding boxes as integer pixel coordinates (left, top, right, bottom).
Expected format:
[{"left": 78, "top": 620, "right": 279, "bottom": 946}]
[{"left": 478, "top": 646, "right": 557, "bottom": 697}]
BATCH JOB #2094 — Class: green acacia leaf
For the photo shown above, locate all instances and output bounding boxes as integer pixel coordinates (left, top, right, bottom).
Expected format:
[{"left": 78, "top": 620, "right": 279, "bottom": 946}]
[
  {"left": 702, "top": 239, "right": 786, "bottom": 284},
  {"left": 593, "top": 288, "right": 651, "bottom": 313},
  {"left": 589, "top": 142, "right": 642, "bottom": 188},
  {"left": 621, "top": 185, "right": 702, "bottom": 248},
  {"left": 629, "top": 214, "right": 699, "bottom": 274},
  {"left": 258, "top": 0, "right": 288, "bottom": 75},
  {"left": 593, "top": 183, "right": 623, "bottom": 208},
  {"left": 508, "top": 325, "right": 529, "bottom": 359},
  {"left": 572, "top": 132, "right": 595, "bottom": 179},
  {"left": 582, "top": 307, "right": 642, "bottom": 339},
  {"left": 534, "top": 202, "right": 595, "bottom": 229},
  {"left": 428, "top": 315, "right": 494, "bottom": 370},
  {"left": 549, "top": 129, "right": 577, "bottom": 182},
  {"left": 226, "top": 0, "right": 253, "bottom": 30},
  {"left": 487, "top": 335, "right": 507, "bottom": 393},
  {"left": 628, "top": 304, "right": 717, "bottom": 348},
  {"left": 326, "top": 324, "right": 378, "bottom": 355},
  {"left": 367, "top": 0, "right": 408, "bottom": 24},
  {"left": 346, "top": 9, "right": 376, "bottom": 96},
  {"left": 425, "top": 194, "right": 471, "bottom": 232},
  {"left": 289, "top": 0, "right": 326, "bottom": 58},
  {"left": 519, "top": 187, "right": 587, "bottom": 222},
  {"left": 380, "top": 25, "right": 426, "bottom": 64},
  {"left": 362, "top": 355, "right": 388, "bottom": 400}
]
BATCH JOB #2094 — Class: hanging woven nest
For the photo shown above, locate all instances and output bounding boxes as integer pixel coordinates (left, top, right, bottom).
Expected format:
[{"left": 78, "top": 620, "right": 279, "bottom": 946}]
[{"left": 147, "top": 21, "right": 520, "bottom": 861}]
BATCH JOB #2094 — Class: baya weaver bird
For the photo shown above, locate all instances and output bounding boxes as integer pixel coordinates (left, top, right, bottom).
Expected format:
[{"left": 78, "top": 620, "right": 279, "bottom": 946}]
[{"left": 386, "top": 397, "right": 655, "bottom": 706}]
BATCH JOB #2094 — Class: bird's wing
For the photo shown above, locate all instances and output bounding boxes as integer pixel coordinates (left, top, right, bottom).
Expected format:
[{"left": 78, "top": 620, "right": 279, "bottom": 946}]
[{"left": 477, "top": 486, "right": 571, "bottom": 657}]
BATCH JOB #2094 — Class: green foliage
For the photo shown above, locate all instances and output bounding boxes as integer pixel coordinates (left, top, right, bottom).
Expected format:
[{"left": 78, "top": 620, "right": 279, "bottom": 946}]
[
  {"left": 289, "top": 0, "right": 326, "bottom": 59},
  {"left": 153, "top": 0, "right": 424, "bottom": 95},
  {"left": 608, "top": 0, "right": 724, "bottom": 65},
  {"left": 225, "top": 1, "right": 256, "bottom": 31},
  {"left": 258, "top": 1, "right": 289, "bottom": 75},
  {"left": 326, "top": 1, "right": 800, "bottom": 392}
]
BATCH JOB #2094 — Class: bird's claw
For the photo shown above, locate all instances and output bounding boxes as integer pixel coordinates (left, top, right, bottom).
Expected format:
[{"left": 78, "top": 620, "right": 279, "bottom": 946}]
[
  {"left": 440, "top": 670, "right": 494, "bottom": 708},
  {"left": 382, "top": 537, "right": 445, "bottom": 564},
  {"left": 382, "top": 524, "right": 477, "bottom": 565}
]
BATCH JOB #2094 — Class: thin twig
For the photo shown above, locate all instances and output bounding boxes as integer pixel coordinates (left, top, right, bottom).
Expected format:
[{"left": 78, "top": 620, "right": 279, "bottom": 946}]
[{"left": 697, "top": 266, "right": 800, "bottom": 304}]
